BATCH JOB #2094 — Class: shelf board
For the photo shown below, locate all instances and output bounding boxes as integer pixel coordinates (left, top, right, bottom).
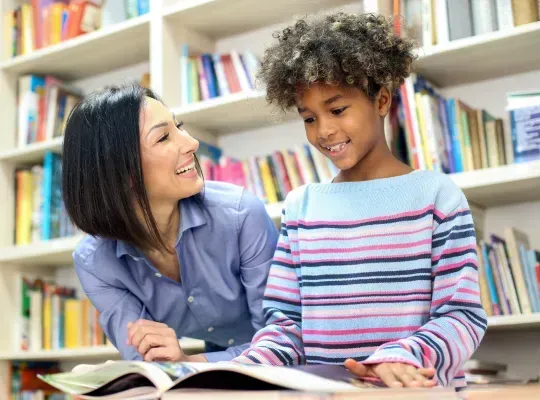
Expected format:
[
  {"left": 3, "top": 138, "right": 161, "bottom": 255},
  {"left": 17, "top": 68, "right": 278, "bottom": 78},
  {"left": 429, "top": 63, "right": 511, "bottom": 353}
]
[
  {"left": 415, "top": 21, "right": 540, "bottom": 87},
  {"left": 0, "top": 137, "right": 63, "bottom": 164},
  {"left": 0, "top": 15, "right": 150, "bottom": 80},
  {"left": 0, "top": 235, "right": 85, "bottom": 266},
  {"left": 173, "top": 90, "right": 296, "bottom": 135},
  {"left": 0, "top": 338, "right": 205, "bottom": 361},
  {"left": 163, "top": 0, "right": 353, "bottom": 38},
  {"left": 487, "top": 313, "right": 540, "bottom": 330},
  {"left": 450, "top": 160, "right": 540, "bottom": 207}
]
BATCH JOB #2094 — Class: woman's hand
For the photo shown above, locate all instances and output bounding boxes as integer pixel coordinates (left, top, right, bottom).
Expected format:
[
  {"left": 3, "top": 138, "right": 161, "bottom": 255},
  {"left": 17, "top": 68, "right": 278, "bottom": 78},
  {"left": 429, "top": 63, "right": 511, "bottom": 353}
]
[
  {"left": 344, "top": 359, "right": 437, "bottom": 388},
  {"left": 127, "top": 319, "right": 186, "bottom": 362}
]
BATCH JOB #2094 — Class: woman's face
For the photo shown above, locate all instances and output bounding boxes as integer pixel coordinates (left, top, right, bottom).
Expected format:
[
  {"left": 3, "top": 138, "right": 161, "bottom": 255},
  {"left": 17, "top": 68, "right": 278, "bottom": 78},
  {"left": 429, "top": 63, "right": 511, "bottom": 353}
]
[{"left": 139, "top": 96, "right": 203, "bottom": 202}]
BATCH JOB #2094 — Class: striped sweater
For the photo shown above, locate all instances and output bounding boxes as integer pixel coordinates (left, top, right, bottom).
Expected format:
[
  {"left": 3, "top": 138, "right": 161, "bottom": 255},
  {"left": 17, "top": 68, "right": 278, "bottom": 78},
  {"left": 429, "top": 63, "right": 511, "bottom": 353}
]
[{"left": 234, "top": 170, "right": 487, "bottom": 389}]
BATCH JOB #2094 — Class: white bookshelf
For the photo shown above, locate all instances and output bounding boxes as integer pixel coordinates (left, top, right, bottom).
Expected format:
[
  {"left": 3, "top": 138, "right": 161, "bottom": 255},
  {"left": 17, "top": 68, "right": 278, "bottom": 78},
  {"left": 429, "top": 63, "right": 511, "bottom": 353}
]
[
  {"left": 0, "top": 0, "right": 539, "bottom": 389},
  {"left": 0, "top": 338, "right": 205, "bottom": 361}
]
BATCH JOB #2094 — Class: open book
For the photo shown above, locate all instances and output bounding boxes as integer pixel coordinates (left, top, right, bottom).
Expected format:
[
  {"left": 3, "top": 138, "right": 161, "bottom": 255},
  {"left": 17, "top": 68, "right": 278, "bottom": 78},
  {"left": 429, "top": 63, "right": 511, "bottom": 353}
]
[{"left": 38, "top": 361, "right": 377, "bottom": 399}]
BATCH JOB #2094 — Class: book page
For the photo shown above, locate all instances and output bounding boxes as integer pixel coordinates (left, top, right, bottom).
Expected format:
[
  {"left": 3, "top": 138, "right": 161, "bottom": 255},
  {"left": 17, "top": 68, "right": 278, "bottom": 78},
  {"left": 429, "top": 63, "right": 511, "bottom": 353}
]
[
  {"left": 165, "top": 363, "right": 361, "bottom": 392},
  {"left": 39, "top": 361, "right": 173, "bottom": 395}
]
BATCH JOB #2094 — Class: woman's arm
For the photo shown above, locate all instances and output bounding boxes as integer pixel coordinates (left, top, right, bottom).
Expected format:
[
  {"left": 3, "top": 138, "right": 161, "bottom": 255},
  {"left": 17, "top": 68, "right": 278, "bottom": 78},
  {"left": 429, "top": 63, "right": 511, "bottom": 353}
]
[
  {"left": 74, "top": 251, "right": 153, "bottom": 360},
  {"left": 203, "top": 190, "right": 280, "bottom": 362}
]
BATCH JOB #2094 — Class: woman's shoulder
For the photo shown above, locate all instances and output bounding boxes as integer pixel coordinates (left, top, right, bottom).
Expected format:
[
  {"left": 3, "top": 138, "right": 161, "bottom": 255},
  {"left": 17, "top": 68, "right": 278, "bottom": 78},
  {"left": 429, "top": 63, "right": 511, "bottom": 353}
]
[
  {"left": 73, "top": 234, "right": 119, "bottom": 270},
  {"left": 203, "top": 181, "right": 263, "bottom": 211}
]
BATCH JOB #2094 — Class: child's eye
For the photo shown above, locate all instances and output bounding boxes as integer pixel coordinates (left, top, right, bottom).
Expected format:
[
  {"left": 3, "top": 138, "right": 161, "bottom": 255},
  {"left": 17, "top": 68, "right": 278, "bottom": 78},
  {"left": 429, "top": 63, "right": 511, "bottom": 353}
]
[
  {"left": 157, "top": 133, "right": 169, "bottom": 143},
  {"left": 331, "top": 107, "right": 347, "bottom": 116},
  {"left": 303, "top": 117, "right": 316, "bottom": 124},
  {"left": 176, "top": 121, "right": 184, "bottom": 129}
]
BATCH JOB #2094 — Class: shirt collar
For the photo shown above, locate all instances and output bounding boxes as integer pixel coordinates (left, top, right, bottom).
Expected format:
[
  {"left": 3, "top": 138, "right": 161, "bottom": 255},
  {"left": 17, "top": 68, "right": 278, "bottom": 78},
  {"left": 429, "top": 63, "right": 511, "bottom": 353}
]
[{"left": 115, "top": 195, "right": 207, "bottom": 259}]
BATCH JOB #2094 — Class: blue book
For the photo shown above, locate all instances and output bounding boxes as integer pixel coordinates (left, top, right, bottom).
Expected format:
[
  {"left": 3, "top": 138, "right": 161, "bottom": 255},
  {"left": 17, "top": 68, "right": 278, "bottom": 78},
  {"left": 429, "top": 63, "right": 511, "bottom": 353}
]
[
  {"left": 41, "top": 152, "right": 55, "bottom": 240},
  {"left": 446, "top": 99, "right": 464, "bottom": 173},
  {"left": 201, "top": 54, "right": 219, "bottom": 98},
  {"left": 509, "top": 105, "right": 540, "bottom": 163},
  {"left": 138, "top": 0, "right": 150, "bottom": 15}
]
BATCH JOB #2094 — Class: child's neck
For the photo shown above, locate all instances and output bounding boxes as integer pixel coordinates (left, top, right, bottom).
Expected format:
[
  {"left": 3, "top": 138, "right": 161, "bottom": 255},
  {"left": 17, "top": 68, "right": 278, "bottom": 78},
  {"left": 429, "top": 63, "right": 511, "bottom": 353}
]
[{"left": 334, "top": 141, "right": 413, "bottom": 183}]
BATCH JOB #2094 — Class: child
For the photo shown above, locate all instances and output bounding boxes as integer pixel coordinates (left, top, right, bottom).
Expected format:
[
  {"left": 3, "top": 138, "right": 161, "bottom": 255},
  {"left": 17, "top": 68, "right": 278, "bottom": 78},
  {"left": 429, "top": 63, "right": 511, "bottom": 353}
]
[{"left": 233, "top": 12, "right": 487, "bottom": 391}]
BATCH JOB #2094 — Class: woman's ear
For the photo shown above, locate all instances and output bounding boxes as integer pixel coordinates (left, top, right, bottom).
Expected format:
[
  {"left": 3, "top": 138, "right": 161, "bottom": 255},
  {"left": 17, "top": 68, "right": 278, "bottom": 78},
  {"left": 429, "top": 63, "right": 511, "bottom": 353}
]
[{"left": 376, "top": 86, "right": 392, "bottom": 117}]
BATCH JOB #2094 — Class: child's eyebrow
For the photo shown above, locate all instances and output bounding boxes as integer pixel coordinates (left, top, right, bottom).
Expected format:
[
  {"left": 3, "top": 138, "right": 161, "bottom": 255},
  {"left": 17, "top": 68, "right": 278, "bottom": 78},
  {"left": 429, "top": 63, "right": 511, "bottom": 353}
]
[{"left": 323, "top": 94, "right": 343, "bottom": 105}]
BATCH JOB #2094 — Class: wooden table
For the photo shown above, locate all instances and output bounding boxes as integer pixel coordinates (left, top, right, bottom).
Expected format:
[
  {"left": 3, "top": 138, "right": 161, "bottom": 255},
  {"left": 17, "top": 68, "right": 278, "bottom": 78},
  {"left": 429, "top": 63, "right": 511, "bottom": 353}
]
[{"left": 162, "top": 385, "right": 540, "bottom": 400}]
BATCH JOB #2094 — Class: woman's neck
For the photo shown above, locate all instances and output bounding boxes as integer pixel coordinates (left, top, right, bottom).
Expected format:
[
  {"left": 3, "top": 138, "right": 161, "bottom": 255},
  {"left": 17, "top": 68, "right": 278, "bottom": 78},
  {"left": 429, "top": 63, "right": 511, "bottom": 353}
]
[
  {"left": 335, "top": 137, "right": 412, "bottom": 183},
  {"left": 143, "top": 199, "right": 181, "bottom": 250}
]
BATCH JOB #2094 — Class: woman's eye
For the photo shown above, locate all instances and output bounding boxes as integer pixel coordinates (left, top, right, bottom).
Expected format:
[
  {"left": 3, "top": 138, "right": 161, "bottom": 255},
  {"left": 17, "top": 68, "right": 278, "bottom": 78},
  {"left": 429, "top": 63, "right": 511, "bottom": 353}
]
[
  {"left": 332, "top": 107, "right": 347, "bottom": 116},
  {"left": 158, "top": 133, "right": 169, "bottom": 143},
  {"left": 176, "top": 121, "right": 184, "bottom": 129},
  {"left": 304, "top": 117, "right": 315, "bottom": 124}
]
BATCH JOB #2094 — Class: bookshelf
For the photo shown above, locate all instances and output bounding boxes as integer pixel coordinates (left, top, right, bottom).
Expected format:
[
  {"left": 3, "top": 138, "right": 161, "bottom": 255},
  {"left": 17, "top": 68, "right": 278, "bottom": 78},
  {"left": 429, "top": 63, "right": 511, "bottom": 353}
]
[{"left": 0, "top": 0, "right": 540, "bottom": 393}]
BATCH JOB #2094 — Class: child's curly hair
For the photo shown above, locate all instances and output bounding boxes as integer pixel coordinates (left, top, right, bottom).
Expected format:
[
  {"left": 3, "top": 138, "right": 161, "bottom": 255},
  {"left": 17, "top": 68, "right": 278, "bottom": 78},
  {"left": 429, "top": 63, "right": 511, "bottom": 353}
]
[{"left": 257, "top": 12, "right": 417, "bottom": 112}]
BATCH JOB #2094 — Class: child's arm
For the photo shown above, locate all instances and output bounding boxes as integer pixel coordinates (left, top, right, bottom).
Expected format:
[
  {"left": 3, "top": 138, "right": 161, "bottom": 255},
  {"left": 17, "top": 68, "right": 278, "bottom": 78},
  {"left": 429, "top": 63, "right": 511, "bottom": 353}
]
[
  {"left": 233, "top": 208, "right": 305, "bottom": 365},
  {"left": 358, "top": 191, "right": 488, "bottom": 386}
]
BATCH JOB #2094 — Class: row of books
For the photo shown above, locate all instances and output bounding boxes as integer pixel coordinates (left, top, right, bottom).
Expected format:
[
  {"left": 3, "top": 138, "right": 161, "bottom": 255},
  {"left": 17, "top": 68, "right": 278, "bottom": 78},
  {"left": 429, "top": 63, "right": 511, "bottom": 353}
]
[
  {"left": 17, "top": 74, "right": 82, "bottom": 148},
  {"left": 10, "top": 361, "right": 66, "bottom": 400},
  {"left": 15, "top": 152, "right": 78, "bottom": 246},
  {"left": 394, "top": 74, "right": 512, "bottom": 173},
  {"left": 200, "top": 144, "right": 339, "bottom": 205},
  {"left": 17, "top": 275, "right": 109, "bottom": 352},
  {"left": 401, "top": 0, "right": 540, "bottom": 48},
  {"left": 3, "top": 0, "right": 101, "bottom": 58},
  {"left": 478, "top": 227, "right": 540, "bottom": 317},
  {"left": 180, "top": 45, "right": 260, "bottom": 105}
]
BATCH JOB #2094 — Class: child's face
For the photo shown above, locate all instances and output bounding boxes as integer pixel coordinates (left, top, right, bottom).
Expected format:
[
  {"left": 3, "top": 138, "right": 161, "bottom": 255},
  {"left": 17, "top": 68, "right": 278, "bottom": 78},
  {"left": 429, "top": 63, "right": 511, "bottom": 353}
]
[{"left": 296, "top": 83, "right": 389, "bottom": 171}]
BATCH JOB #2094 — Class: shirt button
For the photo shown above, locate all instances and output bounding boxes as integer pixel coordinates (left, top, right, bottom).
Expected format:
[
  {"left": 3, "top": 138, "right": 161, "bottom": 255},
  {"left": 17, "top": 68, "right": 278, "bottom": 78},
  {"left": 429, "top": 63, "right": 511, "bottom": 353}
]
[
  {"left": 187, "top": 296, "right": 195, "bottom": 303},
  {"left": 228, "top": 339, "right": 235, "bottom": 345},
  {"left": 155, "top": 272, "right": 162, "bottom": 278},
  {"left": 208, "top": 327, "right": 214, "bottom": 332}
]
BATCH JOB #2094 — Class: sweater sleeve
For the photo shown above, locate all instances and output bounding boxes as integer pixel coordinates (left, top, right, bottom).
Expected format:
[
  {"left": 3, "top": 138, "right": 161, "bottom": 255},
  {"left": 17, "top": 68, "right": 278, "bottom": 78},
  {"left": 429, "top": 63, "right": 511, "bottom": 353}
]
[
  {"left": 362, "top": 192, "right": 488, "bottom": 387},
  {"left": 233, "top": 207, "right": 305, "bottom": 365}
]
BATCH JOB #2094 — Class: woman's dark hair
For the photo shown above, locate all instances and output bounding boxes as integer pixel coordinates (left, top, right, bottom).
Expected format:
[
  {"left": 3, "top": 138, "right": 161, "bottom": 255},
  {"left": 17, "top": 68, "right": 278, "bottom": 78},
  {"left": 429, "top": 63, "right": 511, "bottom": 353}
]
[
  {"left": 62, "top": 83, "right": 202, "bottom": 252},
  {"left": 257, "top": 12, "right": 417, "bottom": 111}
]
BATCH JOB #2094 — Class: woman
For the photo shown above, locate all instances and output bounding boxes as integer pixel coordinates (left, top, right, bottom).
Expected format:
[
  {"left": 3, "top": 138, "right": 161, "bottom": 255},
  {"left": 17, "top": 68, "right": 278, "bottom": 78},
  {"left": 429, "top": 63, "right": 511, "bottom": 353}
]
[{"left": 62, "top": 83, "right": 279, "bottom": 362}]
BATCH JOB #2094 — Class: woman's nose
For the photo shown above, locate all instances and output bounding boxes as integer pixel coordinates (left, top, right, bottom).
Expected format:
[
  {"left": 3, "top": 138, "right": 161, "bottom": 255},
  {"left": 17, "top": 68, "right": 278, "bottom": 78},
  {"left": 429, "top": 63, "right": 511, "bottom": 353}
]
[{"left": 176, "top": 126, "right": 199, "bottom": 154}]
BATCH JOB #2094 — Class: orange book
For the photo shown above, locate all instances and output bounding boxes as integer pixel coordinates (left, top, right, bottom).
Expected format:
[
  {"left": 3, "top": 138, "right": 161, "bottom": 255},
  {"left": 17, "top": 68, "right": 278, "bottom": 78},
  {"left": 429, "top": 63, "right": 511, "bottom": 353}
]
[{"left": 66, "top": 1, "right": 101, "bottom": 40}]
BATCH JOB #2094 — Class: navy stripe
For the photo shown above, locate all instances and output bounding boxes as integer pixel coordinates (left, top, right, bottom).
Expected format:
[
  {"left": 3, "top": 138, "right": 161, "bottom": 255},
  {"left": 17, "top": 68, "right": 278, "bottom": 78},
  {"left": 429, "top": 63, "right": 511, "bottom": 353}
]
[
  {"left": 304, "top": 340, "right": 388, "bottom": 349},
  {"left": 273, "top": 260, "right": 297, "bottom": 269},
  {"left": 432, "top": 224, "right": 474, "bottom": 240},
  {"left": 432, "top": 248, "right": 477, "bottom": 266},
  {"left": 287, "top": 209, "right": 434, "bottom": 231},
  {"left": 303, "top": 298, "right": 431, "bottom": 306},
  {"left": 301, "top": 290, "right": 431, "bottom": 301},
  {"left": 264, "top": 296, "right": 301, "bottom": 307},
  {"left": 300, "top": 275, "right": 431, "bottom": 287},
  {"left": 432, "top": 230, "right": 476, "bottom": 249},
  {"left": 300, "top": 253, "right": 431, "bottom": 267},
  {"left": 435, "top": 262, "right": 478, "bottom": 277},
  {"left": 302, "top": 267, "right": 432, "bottom": 280}
]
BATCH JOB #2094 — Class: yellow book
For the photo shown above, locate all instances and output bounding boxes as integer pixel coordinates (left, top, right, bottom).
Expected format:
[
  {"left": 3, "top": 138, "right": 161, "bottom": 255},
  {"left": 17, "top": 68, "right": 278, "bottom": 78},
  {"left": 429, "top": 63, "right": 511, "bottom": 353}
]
[
  {"left": 3, "top": 11, "right": 14, "bottom": 60},
  {"left": 49, "top": 4, "right": 67, "bottom": 45},
  {"left": 258, "top": 158, "right": 278, "bottom": 204},
  {"left": 16, "top": 170, "right": 33, "bottom": 245},
  {"left": 81, "top": 298, "right": 92, "bottom": 347},
  {"left": 64, "top": 299, "right": 82, "bottom": 349},
  {"left": 189, "top": 58, "right": 201, "bottom": 103},
  {"left": 21, "top": 4, "right": 35, "bottom": 55},
  {"left": 476, "top": 244, "right": 492, "bottom": 317},
  {"left": 414, "top": 92, "right": 433, "bottom": 170},
  {"left": 42, "top": 284, "right": 53, "bottom": 350}
]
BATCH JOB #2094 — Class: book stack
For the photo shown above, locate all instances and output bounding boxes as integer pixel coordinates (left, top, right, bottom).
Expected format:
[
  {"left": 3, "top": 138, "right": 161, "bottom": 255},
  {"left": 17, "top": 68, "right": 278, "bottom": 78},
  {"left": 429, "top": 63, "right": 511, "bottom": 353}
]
[
  {"left": 478, "top": 227, "right": 540, "bottom": 317},
  {"left": 399, "top": 0, "right": 540, "bottom": 48},
  {"left": 16, "top": 74, "right": 82, "bottom": 148},
  {"left": 394, "top": 74, "right": 511, "bottom": 173},
  {"left": 179, "top": 44, "right": 260, "bottom": 105},
  {"left": 16, "top": 274, "right": 109, "bottom": 353},
  {"left": 14, "top": 152, "right": 78, "bottom": 246}
]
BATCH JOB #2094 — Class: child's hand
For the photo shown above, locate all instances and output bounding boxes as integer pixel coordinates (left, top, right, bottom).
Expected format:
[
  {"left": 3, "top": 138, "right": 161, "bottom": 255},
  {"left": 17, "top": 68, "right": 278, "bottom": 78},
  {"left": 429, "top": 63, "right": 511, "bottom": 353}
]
[{"left": 344, "top": 359, "right": 436, "bottom": 388}]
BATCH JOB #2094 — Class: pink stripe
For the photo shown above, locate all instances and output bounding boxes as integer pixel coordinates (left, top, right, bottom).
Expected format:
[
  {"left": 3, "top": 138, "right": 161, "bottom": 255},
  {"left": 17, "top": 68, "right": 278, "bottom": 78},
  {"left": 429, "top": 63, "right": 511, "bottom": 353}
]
[
  {"left": 303, "top": 295, "right": 431, "bottom": 306},
  {"left": 268, "top": 272, "right": 298, "bottom": 282},
  {"left": 434, "top": 257, "right": 477, "bottom": 273},
  {"left": 294, "top": 251, "right": 431, "bottom": 265},
  {"left": 273, "top": 256, "right": 294, "bottom": 265},
  {"left": 292, "top": 238, "right": 432, "bottom": 255},
  {"left": 305, "top": 346, "right": 379, "bottom": 354},
  {"left": 266, "top": 284, "right": 300, "bottom": 295},
  {"left": 265, "top": 294, "right": 300, "bottom": 304},
  {"left": 432, "top": 245, "right": 476, "bottom": 263},
  {"left": 303, "top": 326, "right": 420, "bottom": 335},
  {"left": 292, "top": 225, "right": 432, "bottom": 243},
  {"left": 303, "top": 288, "right": 431, "bottom": 299},
  {"left": 288, "top": 205, "right": 435, "bottom": 227}
]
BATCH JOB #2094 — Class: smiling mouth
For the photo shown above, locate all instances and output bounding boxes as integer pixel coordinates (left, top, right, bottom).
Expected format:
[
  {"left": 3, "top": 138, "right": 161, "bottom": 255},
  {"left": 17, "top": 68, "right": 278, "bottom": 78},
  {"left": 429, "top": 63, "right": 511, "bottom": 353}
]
[
  {"left": 324, "top": 140, "right": 350, "bottom": 152},
  {"left": 175, "top": 161, "right": 196, "bottom": 175}
]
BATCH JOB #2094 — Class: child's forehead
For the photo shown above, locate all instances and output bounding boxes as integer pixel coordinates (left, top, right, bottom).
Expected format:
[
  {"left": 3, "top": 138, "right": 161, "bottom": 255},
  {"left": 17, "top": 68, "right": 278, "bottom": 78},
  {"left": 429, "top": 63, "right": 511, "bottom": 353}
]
[{"left": 296, "top": 83, "right": 356, "bottom": 104}]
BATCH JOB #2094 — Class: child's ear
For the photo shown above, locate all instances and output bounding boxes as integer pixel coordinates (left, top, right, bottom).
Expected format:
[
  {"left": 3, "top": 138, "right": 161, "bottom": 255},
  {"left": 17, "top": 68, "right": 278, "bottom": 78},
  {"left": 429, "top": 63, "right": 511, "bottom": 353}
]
[{"left": 376, "top": 87, "right": 392, "bottom": 117}]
